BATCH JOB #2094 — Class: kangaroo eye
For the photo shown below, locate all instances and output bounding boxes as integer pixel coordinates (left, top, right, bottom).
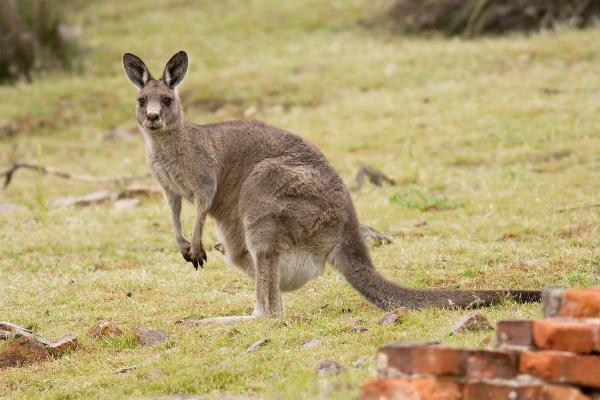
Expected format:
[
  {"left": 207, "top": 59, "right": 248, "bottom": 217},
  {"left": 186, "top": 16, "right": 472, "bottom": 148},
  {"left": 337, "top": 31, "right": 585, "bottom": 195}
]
[
  {"left": 162, "top": 97, "right": 172, "bottom": 107},
  {"left": 137, "top": 98, "right": 146, "bottom": 107}
]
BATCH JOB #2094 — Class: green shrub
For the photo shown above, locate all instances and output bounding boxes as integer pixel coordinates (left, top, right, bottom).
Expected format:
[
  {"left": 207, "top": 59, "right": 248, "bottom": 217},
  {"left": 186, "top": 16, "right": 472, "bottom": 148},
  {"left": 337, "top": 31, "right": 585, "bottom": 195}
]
[
  {"left": 381, "top": 0, "right": 600, "bottom": 37},
  {"left": 0, "top": 0, "right": 80, "bottom": 83}
]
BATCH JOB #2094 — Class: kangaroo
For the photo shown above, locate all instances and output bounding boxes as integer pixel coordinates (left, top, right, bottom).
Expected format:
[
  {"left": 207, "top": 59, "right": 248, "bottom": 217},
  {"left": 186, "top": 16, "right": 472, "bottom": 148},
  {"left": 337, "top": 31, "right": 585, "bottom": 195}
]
[{"left": 123, "top": 51, "right": 541, "bottom": 323}]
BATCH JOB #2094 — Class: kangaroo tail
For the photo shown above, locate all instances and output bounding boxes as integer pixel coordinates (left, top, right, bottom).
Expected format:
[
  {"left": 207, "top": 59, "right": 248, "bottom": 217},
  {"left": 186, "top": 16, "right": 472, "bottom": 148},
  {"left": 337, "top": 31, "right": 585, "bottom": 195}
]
[{"left": 334, "top": 219, "right": 541, "bottom": 311}]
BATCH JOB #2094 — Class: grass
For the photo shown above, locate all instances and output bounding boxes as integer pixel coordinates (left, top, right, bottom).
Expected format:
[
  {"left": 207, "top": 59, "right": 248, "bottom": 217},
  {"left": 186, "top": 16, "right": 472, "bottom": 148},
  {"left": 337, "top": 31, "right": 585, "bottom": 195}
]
[{"left": 0, "top": 0, "right": 599, "bottom": 398}]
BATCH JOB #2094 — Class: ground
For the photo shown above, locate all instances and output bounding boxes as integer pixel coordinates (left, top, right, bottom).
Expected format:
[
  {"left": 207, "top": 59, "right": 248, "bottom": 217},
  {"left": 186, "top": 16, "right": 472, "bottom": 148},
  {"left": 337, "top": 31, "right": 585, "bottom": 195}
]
[{"left": 0, "top": 1, "right": 599, "bottom": 399}]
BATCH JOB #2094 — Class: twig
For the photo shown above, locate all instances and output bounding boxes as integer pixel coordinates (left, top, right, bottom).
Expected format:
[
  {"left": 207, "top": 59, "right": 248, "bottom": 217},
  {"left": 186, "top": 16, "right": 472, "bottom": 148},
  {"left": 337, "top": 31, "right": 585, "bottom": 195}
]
[
  {"left": 557, "top": 204, "right": 600, "bottom": 213},
  {"left": 0, "top": 161, "right": 151, "bottom": 189}
]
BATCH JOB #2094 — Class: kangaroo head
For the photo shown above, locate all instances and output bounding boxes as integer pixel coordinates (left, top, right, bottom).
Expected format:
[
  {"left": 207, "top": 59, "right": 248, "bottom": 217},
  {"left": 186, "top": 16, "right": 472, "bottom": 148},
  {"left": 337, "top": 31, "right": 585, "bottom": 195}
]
[{"left": 123, "top": 51, "right": 188, "bottom": 133}]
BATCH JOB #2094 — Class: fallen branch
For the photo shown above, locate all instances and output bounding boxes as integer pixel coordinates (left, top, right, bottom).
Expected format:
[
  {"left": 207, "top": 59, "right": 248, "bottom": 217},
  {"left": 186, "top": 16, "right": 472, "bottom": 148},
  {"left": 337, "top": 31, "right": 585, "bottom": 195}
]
[
  {"left": 0, "top": 161, "right": 151, "bottom": 189},
  {"left": 557, "top": 204, "right": 600, "bottom": 213}
]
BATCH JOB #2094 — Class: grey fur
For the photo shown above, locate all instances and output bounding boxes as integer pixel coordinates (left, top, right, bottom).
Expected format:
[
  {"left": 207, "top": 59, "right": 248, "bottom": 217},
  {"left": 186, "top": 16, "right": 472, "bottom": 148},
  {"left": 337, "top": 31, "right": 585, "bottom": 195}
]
[{"left": 123, "top": 51, "right": 541, "bottom": 319}]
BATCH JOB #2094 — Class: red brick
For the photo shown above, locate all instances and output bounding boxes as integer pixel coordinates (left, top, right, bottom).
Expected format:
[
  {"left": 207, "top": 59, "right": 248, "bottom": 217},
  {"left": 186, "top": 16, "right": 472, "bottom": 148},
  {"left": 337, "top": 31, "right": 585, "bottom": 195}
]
[
  {"left": 377, "top": 344, "right": 463, "bottom": 377},
  {"left": 496, "top": 320, "right": 533, "bottom": 348},
  {"left": 360, "top": 377, "right": 462, "bottom": 400},
  {"left": 464, "top": 381, "right": 543, "bottom": 400},
  {"left": 464, "top": 381, "right": 590, "bottom": 400},
  {"left": 543, "top": 385, "right": 591, "bottom": 400},
  {"left": 532, "top": 319, "right": 600, "bottom": 353},
  {"left": 463, "top": 350, "right": 520, "bottom": 380},
  {"left": 378, "top": 343, "right": 520, "bottom": 380},
  {"left": 560, "top": 290, "right": 600, "bottom": 318},
  {"left": 520, "top": 351, "right": 600, "bottom": 388}
]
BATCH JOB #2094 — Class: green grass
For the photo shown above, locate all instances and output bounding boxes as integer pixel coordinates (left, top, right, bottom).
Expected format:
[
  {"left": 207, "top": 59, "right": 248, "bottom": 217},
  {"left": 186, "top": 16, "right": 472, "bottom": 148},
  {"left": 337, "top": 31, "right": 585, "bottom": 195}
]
[{"left": 1, "top": 1, "right": 599, "bottom": 399}]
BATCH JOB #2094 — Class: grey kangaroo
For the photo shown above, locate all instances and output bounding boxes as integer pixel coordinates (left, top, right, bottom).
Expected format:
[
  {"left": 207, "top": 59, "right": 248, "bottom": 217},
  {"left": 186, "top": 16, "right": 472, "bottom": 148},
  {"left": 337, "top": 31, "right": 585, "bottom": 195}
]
[{"left": 123, "top": 51, "right": 540, "bottom": 322}]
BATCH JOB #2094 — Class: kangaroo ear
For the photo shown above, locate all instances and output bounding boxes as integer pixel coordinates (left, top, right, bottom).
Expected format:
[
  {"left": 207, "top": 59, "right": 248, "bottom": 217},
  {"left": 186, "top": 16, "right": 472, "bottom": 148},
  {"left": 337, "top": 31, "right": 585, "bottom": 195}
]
[
  {"left": 123, "top": 53, "right": 152, "bottom": 89},
  {"left": 162, "top": 51, "right": 188, "bottom": 88}
]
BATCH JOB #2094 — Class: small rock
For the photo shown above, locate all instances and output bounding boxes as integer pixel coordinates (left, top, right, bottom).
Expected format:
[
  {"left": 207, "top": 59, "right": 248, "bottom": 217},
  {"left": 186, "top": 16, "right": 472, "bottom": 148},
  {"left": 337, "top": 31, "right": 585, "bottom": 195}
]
[
  {"left": 103, "top": 127, "right": 136, "bottom": 141},
  {"left": 360, "top": 224, "right": 393, "bottom": 246},
  {"left": 480, "top": 336, "right": 492, "bottom": 346},
  {"left": 378, "top": 312, "right": 398, "bottom": 325},
  {"left": 118, "top": 184, "right": 162, "bottom": 199},
  {"left": 0, "top": 336, "right": 49, "bottom": 368},
  {"left": 244, "top": 338, "right": 270, "bottom": 353},
  {"left": 351, "top": 325, "right": 368, "bottom": 333},
  {"left": 147, "top": 368, "right": 164, "bottom": 380},
  {"left": 0, "top": 321, "right": 33, "bottom": 339},
  {"left": 47, "top": 334, "right": 77, "bottom": 356},
  {"left": 299, "top": 338, "right": 322, "bottom": 350},
  {"left": 0, "top": 202, "right": 24, "bottom": 215},
  {"left": 0, "top": 120, "right": 20, "bottom": 138},
  {"left": 451, "top": 311, "right": 492, "bottom": 334},
  {"left": 53, "top": 190, "right": 117, "bottom": 207},
  {"left": 316, "top": 359, "right": 342, "bottom": 376},
  {"left": 352, "top": 355, "right": 372, "bottom": 367},
  {"left": 113, "top": 198, "right": 140, "bottom": 211},
  {"left": 90, "top": 321, "right": 123, "bottom": 338},
  {"left": 243, "top": 105, "right": 257, "bottom": 118},
  {"left": 377, "top": 307, "right": 408, "bottom": 326},
  {"left": 214, "top": 242, "right": 226, "bottom": 255},
  {"left": 132, "top": 327, "right": 169, "bottom": 346}
]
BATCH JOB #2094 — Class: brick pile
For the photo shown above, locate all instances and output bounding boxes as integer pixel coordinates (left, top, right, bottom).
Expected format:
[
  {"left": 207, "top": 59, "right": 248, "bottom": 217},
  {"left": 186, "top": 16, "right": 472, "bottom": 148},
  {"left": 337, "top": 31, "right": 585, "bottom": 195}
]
[{"left": 361, "top": 287, "right": 600, "bottom": 400}]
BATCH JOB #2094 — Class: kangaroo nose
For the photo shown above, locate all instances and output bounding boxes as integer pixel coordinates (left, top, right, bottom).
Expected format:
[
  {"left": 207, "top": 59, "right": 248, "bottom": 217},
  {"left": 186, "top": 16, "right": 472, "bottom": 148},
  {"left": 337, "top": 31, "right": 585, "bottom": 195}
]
[{"left": 147, "top": 112, "right": 159, "bottom": 122}]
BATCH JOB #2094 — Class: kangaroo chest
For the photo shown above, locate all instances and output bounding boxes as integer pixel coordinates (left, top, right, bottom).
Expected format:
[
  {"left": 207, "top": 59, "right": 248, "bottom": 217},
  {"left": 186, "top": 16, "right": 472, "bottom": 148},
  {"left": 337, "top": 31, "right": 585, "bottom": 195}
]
[{"left": 149, "top": 151, "right": 195, "bottom": 201}]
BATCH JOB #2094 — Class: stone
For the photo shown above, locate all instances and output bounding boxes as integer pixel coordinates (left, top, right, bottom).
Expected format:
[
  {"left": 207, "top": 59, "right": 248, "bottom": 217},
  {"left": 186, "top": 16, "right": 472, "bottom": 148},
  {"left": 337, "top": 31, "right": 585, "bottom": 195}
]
[
  {"left": 353, "top": 355, "right": 372, "bottom": 367},
  {"left": 214, "top": 242, "right": 226, "bottom": 255},
  {"left": 360, "top": 224, "right": 393, "bottom": 246},
  {"left": 132, "top": 328, "right": 169, "bottom": 346},
  {"left": 104, "top": 127, "right": 136, "bottom": 141},
  {"left": 244, "top": 338, "right": 270, "bottom": 353},
  {"left": 0, "top": 202, "right": 24, "bottom": 214},
  {"left": 0, "top": 321, "right": 33, "bottom": 339},
  {"left": 47, "top": 334, "right": 77, "bottom": 356},
  {"left": 89, "top": 321, "right": 123, "bottom": 338},
  {"left": 378, "top": 308, "right": 408, "bottom": 325},
  {"left": 53, "top": 190, "right": 117, "bottom": 207},
  {"left": 316, "top": 359, "right": 342, "bottom": 376},
  {"left": 299, "top": 338, "right": 322, "bottom": 350},
  {"left": 113, "top": 198, "right": 140, "bottom": 211},
  {"left": 451, "top": 311, "right": 492, "bottom": 334},
  {"left": 0, "top": 336, "right": 49, "bottom": 368},
  {"left": 351, "top": 325, "right": 368, "bottom": 333}
]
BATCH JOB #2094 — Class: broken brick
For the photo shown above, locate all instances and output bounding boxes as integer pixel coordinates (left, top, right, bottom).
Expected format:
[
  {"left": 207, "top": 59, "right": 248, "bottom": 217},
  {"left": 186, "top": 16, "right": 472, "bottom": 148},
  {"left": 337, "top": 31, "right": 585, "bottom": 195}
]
[
  {"left": 377, "top": 344, "right": 520, "bottom": 380},
  {"left": 532, "top": 319, "right": 600, "bottom": 354},
  {"left": 496, "top": 320, "right": 533, "bottom": 348},
  {"left": 544, "top": 288, "right": 600, "bottom": 318},
  {"left": 360, "top": 377, "right": 462, "bottom": 400},
  {"left": 377, "top": 344, "right": 463, "bottom": 377},
  {"left": 520, "top": 350, "right": 600, "bottom": 388}
]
